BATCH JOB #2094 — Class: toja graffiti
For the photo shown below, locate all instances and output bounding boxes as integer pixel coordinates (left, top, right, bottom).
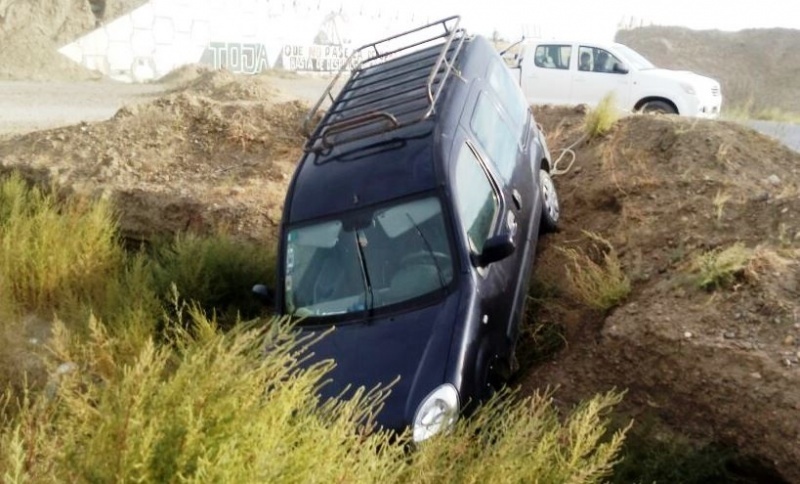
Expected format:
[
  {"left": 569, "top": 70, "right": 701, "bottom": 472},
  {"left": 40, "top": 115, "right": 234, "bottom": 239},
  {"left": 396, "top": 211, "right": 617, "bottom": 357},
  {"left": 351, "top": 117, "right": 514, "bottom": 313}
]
[{"left": 200, "top": 42, "right": 271, "bottom": 74}]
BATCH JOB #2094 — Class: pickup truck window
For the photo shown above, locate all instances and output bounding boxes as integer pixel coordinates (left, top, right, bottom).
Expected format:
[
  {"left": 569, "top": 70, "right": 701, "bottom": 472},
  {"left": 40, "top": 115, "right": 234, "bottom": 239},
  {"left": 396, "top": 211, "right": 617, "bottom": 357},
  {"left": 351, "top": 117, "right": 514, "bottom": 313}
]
[
  {"left": 534, "top": 45, "right": 571, "bottom": 70},
  {"left": 579, "top": 46, "right": 624, "bottom": 74}
]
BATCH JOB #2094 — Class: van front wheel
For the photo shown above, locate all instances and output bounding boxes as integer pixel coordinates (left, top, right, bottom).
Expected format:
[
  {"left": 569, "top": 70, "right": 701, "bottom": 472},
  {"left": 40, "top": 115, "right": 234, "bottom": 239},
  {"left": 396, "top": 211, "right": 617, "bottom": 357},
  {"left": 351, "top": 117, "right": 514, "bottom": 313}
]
[
  {"left": 641, "top": 100, "right": 676, "bottom": 115},
  {"left": 539, "top": 169, "right": 560, "bottom": 233}
]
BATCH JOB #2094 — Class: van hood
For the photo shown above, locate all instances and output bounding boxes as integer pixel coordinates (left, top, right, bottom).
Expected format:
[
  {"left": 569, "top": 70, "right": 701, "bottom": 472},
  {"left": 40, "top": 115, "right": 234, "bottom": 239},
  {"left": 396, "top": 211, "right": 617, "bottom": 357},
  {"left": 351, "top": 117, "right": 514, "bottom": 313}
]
[
  {"left": 639, "top": 68, "right": 720, "bottom": 89},
  {"left": 296, "top": 291, "right": 461, "bottom": 431}
]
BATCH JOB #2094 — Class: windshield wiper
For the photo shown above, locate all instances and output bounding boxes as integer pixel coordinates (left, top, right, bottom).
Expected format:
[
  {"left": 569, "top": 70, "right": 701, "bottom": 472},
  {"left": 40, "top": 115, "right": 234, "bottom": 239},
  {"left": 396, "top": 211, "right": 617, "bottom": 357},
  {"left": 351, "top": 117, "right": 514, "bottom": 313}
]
[
  {"left": 353, "top": 230, "right": 375, "bottom": 312},
  {"left": 406, "top": 214, "right": 446, "bottom": 289}
]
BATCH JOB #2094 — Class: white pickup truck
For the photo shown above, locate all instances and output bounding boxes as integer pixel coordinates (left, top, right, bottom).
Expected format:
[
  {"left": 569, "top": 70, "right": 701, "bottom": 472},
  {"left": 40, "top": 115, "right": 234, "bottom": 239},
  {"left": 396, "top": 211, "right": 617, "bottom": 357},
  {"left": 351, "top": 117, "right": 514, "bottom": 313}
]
[{"left": 511, "top": 40, "right": 722, "bottom": 118}]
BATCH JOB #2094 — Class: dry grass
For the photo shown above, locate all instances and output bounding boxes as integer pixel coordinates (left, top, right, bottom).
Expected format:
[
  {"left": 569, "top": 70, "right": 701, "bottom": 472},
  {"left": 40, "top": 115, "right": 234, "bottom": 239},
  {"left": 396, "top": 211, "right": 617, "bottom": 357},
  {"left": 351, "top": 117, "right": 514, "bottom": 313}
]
[
  {"left": 714, "top": 142, "right": 731, "bottom": 166},
  {"left": 691, "top": 243, "right": 753, "bottom": 290},
  {"left": 0, "top": 309, "right": 628, "bottom": 483},
  {"left": 744, "top": 245, "right": 796, "bottom": 282},
  {"left": 712, "top": 190, "right": 731, "bottom": 221},
  {"left": 584, "top": 95, "right": 620, "bottom": 138},
  {"left": 0, "top": 174, "right": 123, "bottom": 316},
  {"left": 559, "top": 232, "right": 631, "bottom": 311},
  {"left": 0, "top": 173, "right": 629, "bottom": 482}
]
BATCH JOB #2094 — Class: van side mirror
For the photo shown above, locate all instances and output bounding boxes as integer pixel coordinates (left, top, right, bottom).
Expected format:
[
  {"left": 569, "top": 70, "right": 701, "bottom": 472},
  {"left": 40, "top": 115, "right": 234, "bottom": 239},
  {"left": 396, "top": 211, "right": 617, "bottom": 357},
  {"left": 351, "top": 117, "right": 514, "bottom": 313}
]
[
  {"left": 473, "top": 234, "right": 516, "bottom": 267},
  {"left": 612, "top": 63, "right": 629, "bottom": 74},
  {"left": 252, "top": 284, "right": 274, "bottom": 306}
]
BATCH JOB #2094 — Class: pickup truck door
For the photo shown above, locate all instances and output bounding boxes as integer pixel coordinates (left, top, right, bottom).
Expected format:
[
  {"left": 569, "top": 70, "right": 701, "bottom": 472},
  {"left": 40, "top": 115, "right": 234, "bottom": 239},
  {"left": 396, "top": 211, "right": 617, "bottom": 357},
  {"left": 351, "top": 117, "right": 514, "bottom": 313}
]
[
  {"left": 571, "top": 45, "right": 632, "bottom": 108},
  {"left": 519, "top": 43, "right": 574, "bottom": 106}
]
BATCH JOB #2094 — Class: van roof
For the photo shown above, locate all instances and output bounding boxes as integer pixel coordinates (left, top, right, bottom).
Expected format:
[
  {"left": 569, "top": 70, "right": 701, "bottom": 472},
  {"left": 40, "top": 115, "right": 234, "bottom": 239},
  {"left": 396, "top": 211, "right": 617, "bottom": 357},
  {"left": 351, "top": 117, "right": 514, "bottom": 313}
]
[{"left": 286, "top": 18, "right": 499, "bottom": 224}]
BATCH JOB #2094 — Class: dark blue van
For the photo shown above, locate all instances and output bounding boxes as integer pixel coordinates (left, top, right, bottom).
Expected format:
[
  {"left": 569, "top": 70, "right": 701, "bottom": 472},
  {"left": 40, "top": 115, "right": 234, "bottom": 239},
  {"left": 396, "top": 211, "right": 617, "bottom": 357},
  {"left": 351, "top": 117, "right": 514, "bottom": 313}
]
[{"left": 270, "top": 16, "right": 559, "bottom": 442}]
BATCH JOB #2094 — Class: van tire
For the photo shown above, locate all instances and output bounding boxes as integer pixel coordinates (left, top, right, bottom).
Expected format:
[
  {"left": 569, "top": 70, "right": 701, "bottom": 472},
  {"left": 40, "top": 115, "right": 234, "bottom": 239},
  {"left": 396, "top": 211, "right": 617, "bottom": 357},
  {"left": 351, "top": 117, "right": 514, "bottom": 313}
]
[
  {"left": 539, "top": 169, "right": 559, "bottom": 233},
  {"left": 641, "top": 100, "right": 676, "bottom": 115}
]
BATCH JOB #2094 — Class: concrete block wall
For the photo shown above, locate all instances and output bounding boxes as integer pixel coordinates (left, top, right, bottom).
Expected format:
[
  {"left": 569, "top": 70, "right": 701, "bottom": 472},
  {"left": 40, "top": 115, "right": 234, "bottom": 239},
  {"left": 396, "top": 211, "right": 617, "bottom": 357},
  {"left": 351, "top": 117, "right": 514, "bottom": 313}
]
[{"left": 58, "top": 0, "right": 427, "bottom": 82}]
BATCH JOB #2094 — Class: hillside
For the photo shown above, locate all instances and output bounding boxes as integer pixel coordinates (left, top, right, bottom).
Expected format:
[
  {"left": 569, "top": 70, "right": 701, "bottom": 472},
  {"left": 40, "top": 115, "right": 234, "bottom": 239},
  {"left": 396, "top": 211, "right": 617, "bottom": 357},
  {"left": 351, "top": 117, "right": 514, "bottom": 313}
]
[
  {"left": 525, "top": 105, "right": 800, "bottom": 482},
  {"left": 616, "top": 26, "right": 800, "bottom": 115}
]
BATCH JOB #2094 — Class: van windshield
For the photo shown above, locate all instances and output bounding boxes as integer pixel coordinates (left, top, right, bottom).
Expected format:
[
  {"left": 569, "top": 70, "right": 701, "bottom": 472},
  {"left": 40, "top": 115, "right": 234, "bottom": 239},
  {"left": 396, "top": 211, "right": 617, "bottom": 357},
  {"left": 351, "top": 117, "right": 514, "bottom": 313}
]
[
  {"left": 284, "top": 196, "right": 454, "bottom": 318},
  {"left": 614, "top": 44, "right": 656, "bottom": 70}
]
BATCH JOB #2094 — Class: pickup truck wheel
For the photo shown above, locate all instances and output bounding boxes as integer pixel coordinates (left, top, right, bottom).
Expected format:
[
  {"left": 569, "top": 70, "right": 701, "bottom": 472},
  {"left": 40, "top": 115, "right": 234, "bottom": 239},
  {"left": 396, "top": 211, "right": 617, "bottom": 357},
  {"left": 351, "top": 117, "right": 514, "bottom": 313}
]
[
  {"left": 641, "top": 100, "right": 676, "bottom": 115},
  {"left": 539, "top": 169, "right": 560, "bottom": 233}
]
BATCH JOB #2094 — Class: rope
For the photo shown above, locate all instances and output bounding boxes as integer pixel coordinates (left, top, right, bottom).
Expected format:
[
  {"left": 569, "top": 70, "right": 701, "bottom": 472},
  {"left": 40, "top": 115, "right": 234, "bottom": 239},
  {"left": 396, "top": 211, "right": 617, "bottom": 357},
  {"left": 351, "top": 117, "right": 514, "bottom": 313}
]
[{"left": 548, "top": 130, "right": 587, "bottom": 177}]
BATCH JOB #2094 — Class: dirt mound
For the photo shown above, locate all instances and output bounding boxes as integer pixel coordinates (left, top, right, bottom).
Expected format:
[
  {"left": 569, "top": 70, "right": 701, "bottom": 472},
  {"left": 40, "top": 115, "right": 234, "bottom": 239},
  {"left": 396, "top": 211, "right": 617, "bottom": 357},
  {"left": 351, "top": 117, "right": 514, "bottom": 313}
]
[
  {"left": 524, "top": 106, "right": 800, "bottom": 481},
  {"left": 162, "top": 67, "right": 281, "bottom": 102},
  {"left": 616, "top": 26, "right": 800, "bottom": 114},
  {"left": 0, "top": 84, "right": 308, "bottom": 242}
]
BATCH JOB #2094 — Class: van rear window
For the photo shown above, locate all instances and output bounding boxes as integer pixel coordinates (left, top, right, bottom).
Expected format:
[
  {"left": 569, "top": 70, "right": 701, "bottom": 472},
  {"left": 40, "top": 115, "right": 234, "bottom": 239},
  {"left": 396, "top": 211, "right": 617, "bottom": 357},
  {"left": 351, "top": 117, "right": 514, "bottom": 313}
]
[{"left": 470, "top": 93, "right": 518, "bottom": 183}]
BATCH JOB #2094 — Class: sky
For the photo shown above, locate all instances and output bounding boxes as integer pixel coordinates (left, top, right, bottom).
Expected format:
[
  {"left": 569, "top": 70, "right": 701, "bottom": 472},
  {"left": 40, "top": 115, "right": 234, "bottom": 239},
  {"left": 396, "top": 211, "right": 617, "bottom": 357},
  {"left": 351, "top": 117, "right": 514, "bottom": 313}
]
[{"left": 330, "top": 0, "right": 799, "bottom": 43}]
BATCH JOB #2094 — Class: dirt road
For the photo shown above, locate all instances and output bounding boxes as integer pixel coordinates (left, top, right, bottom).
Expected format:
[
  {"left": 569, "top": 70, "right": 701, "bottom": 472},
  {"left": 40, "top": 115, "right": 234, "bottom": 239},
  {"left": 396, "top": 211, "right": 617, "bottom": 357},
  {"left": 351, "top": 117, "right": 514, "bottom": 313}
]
[{"left": 0, "top": 76, "right": 332, "bottom": 136}]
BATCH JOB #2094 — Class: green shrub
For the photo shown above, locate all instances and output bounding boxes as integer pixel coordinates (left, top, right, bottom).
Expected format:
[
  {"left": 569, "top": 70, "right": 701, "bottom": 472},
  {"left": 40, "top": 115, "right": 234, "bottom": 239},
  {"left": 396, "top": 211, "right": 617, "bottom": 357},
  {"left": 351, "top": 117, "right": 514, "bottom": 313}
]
[
  {"left": 1, "top": 310, "right": 628, "bottom": 483},
  {"left": 584, "top": 95, "right": 620, "bottom": 138},
  {"left": 0, "top": 174, "right": 123, "bottom": 316},
  {"left": 611, "top": 425, "right": 740, "bottom": 484},
  {"left": 560, "top": 232, "right": 631, "bottom": 311},
  {"left": 0, "top": 174, "right": 628, "bottom": 483},
  {"left": 0, "top": 312, "right": 404, "bottom": 483},
  {"left": 411, "top": 389, "right": 627, "bottom": 483},
  {"left": 691, "top": 243, "right": 752, "bottom": 290},
  {"left": 148, "top": 233, "right": 276, "bottom": 326}
]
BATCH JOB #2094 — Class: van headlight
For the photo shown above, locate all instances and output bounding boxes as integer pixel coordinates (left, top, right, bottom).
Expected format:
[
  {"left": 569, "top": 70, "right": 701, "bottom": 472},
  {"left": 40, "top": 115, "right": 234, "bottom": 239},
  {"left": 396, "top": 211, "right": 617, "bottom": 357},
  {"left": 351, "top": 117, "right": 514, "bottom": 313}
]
[
  {"left": 412, "top": 384, "right": 459, "bottom": 442},
  {"left": 680, "top": 82, "right": 697, "bottom": 95}
]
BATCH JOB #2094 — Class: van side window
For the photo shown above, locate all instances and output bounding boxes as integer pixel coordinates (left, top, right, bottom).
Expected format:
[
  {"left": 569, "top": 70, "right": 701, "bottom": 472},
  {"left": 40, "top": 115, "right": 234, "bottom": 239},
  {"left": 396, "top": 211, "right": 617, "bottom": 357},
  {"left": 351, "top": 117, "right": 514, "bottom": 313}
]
[
  {"left": 453, "top": 144, "right": 499, "bottom": 253},
  {"left": 470, "top": 92, "right": 518, "bottom": 183},
  {"left": 534, "top": 45, "right": 571, "bottom": 70},
  {"left": 487, "top": 58, "right": 528, "bottom": 133}
]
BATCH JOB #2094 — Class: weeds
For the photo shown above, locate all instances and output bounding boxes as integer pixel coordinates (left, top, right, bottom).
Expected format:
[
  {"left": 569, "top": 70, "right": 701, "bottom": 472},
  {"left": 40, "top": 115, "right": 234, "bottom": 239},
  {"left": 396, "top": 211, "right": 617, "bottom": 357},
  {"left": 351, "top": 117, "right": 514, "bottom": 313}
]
[
  {"left": 148, "top": 232, "right": 276, "bottom": 326},
  {"left": 0, "top": 172, "right": 629, "bottom": 483},
  {"left": 559, "top": 232, "right": 631, "bottom": 311},
  {"left": 724, "top": 101, "right": 800, "bottom": 123},
  {"left": 689, "top": 243, "right": 793, "bottom": 291},
  {"left": 712, "top": 190, "right": 731, "bottom": 221},
  {"left": 691, "top": 243, "right": 752, "bottom": 290},
  {"left": 714, "top": 142, "right": 731, "bottom": 166},
  {"left": 0, "top": 174, "right": 123, "bottom": 317},
  {"left": 0, "top": 309, "right": 628, "bottom": 483},
  {"left": 611, "top": 423, "right": 740, "bottom": 484},
  {"left": 516, "top": 279, "right": 567, "bottom": 370},
  {"left": 584, "top": 94, "right": 620, "bottom": 138}
]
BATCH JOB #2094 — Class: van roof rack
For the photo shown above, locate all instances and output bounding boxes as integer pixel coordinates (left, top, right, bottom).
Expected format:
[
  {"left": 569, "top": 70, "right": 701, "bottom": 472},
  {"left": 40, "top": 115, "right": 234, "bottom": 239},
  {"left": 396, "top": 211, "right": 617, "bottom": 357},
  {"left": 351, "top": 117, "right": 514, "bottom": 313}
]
[{"left": 303, "top": 15, "right": 466, "bottom": 152}]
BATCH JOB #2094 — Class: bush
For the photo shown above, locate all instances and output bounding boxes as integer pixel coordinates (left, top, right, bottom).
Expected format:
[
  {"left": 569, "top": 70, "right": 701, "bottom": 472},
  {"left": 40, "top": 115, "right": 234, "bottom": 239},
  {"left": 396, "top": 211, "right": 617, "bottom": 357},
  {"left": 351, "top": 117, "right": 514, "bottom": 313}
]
[
  {"left": 560, "top": 232, "right": 631, "bottom": 311},
  {"left": 691, "top": 243, "right": 752, "bottom": 290},
  {"left": 0, "top": 174, "right": 628, "bottom": 483},
  {"left": 148, "top": 233, "right": 276, "bottom": 326},
  {"left": 584, "top": 95, "right": 620, "bottom": 138},
  {"left": 0, "top": 174, "right": 123, "bottom": 316},
  {"left": 0, "top": 311, "right": 628, "bottom": 483}
]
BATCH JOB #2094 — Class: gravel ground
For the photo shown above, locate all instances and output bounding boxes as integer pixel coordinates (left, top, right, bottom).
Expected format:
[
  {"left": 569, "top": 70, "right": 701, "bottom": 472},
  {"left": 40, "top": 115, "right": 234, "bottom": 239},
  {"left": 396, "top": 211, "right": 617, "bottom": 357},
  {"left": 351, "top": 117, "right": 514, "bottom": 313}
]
[{"left": 0, "top": 76, "right": 332, "bottom": 136}]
